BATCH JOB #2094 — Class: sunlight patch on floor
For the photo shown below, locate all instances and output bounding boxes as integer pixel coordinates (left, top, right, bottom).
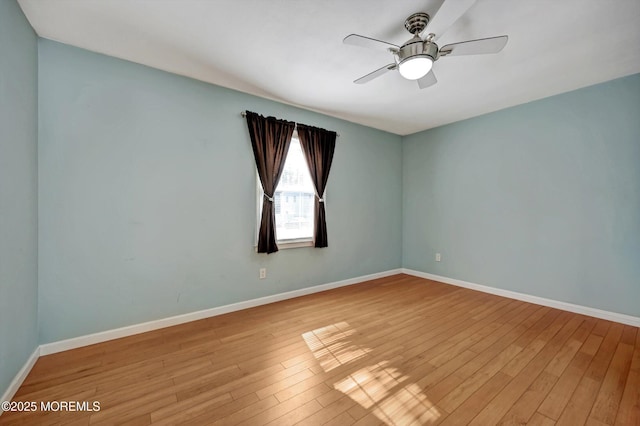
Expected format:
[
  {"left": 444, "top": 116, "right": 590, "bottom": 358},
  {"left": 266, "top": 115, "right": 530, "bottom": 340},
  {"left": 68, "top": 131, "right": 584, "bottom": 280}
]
[
  {"left": 303, "top": 322, "right": 441, "bottom": 424},
  {"left": 335, "top": 361, "right": 441, "bottom": 424},
  {"left": 302, "top": 321, "right": 371, "bottom": 372}
]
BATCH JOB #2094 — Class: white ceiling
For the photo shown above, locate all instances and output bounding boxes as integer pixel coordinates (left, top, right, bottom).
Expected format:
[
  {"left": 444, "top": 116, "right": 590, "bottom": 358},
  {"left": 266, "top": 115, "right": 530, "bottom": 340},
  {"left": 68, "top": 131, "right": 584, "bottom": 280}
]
[{"left": 18, "top": 0, "right": 640, "bottom": 135}]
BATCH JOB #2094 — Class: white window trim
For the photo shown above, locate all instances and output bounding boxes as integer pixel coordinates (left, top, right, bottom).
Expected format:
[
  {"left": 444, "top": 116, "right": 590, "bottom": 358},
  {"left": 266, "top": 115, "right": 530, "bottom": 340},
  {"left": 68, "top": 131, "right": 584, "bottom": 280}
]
[{"left": 254, "top": 133, "right": 325, "bottom": 250}]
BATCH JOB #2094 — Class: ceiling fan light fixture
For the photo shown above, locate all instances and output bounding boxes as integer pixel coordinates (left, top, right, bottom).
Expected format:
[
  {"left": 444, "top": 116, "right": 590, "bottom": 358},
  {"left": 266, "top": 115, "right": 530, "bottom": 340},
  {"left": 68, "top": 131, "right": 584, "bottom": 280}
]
[{"left": 398, "top": 55, "right": 433, "bottom": 80}]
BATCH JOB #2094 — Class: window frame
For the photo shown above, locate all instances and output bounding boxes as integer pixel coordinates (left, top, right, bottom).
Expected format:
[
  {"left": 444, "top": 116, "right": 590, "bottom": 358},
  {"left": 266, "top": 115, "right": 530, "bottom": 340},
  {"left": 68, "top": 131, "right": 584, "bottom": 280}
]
[{"left": 255, "top": 132, "right": 323, "bottom": 250}]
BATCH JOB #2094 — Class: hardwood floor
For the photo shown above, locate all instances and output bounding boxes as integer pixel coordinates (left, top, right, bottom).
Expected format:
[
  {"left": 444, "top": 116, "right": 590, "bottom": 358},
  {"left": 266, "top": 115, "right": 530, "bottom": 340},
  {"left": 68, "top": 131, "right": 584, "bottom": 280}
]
[{"left": 1, "top": 274, "right": 638, "bottom": 425}]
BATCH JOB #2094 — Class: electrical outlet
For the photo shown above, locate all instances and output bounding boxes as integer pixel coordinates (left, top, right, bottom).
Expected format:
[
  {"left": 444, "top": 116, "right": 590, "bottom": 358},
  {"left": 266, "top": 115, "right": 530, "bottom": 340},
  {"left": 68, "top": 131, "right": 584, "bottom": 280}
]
[
  {"left": 259, "top": 268, "right": 266, "bottom": 279},
  {"left": 435, "top": 253, "right": 441, "bottom": 262}
]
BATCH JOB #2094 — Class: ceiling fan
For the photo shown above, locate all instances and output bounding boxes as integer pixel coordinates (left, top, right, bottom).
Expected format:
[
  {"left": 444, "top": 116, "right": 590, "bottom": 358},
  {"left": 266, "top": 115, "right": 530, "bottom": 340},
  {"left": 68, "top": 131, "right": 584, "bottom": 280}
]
[{"left": 343, "top": 1, "right": 508, "bottom": 89}]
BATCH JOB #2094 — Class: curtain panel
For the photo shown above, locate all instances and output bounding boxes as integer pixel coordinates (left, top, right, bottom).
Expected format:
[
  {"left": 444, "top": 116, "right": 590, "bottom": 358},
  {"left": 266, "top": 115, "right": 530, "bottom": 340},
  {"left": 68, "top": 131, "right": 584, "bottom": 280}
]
[
  {"left": 245, "top": 111, "right": 296, "bottom": 253},
  {"left": 296, "top": 124, "right": 337, "bottom": 248}
]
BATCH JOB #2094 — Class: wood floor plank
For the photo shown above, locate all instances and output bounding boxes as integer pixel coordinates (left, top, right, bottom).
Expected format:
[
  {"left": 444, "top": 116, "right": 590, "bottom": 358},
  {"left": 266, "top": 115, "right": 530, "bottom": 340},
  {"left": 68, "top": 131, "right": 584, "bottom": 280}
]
[
  {"left": 588, "top": 342, "right": 634, "bottom": 425},
  {"left": 544, "top": 318, "right": 596, "bottom": 377},
  {"left": 435, "top": 343, "right": 522, "bottom": 412},
  {"left": 151, "top": 393, "right": 258, "bottom": 426},
  {"left": 496, "top": 371, "right": 557, "bottom": 425},
  {"left": 537, "top": 339, "right": 602, "bottom": 420},
  {"left": 528, "top": 412, "right": 557, "bottom": 426},
  {"left": 351, "top": 412, "right": 386, "bottom": 426},
  {"left": 239, "top": 383, "right": 328, "bottom": 426},
  {"left": 497, "top": 319, "right": 596, "bottom": 425},
  {"left": 467, "top": 314, "right": 585, "bottom": 425},
  {"left": 430, "top": 308, "right": 564, "bottom": 411},
  {"left": 613, "top": 340, "right": 640, "bottom": 426},
  {"left": 584, "top": 322, "right": 625, "bottom": 382},
  {"left": 323, "top": 410, "right": 357, "bottom": 426},
  {"left": 149, "top": 391, "right": 233, "bottom": 424},
  {"left": 207, "top": 395, "right": 280, "bottom": 426},
  {"left": 296, "top": 395, "right": 357, "bottom": 425},
  {"left": 556, "top": 376, "right": 602, "bottom": 426},
  {"left": 554, "top": 322, "right": 626, "bottom": 425},
  {"left": 439, "top": 371, "right": 513, "bottom": 425},
  {"left": 0, "top": 274, "right": 636, "bottom": 426},
  {"left": 264, "top": 400, "right": 324, "bottom": 426}
]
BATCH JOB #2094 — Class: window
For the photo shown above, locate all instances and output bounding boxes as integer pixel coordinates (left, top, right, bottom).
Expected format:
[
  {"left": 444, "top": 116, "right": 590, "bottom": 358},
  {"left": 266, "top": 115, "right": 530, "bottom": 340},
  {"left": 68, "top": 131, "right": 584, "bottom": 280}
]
[
  {"left": 274, "top": 193, "right": 281, "bottom": 214},
  {"left": 257, "top": 132, "right": 317, "bottom": 248}
]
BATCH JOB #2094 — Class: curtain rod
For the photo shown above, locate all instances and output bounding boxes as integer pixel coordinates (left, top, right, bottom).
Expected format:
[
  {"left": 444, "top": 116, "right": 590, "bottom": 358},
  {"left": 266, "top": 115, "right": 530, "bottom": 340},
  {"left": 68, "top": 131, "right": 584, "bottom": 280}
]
[{"left": 240, "top": 111, "right": 339, "bottom": 137}]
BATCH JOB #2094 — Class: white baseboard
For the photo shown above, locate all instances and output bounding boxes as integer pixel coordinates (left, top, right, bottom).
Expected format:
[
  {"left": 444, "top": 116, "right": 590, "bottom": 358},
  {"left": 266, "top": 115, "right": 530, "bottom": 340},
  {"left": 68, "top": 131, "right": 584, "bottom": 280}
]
[
  {"left": 402, "top": 268, "right": 640, "bottom": 327},
  {"left": 0, "top": 346, "right": 40, "bottom": 416},
  {"left": 40, "top": 268, "right": 402, "bottom": 356}
]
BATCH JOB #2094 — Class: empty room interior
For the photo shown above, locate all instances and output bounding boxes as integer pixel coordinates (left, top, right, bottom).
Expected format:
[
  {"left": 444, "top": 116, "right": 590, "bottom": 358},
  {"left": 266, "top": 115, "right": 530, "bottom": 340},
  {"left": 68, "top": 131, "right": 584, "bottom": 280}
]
[{"left": 1, "top": 0, "right": 639, "bottom": 424}]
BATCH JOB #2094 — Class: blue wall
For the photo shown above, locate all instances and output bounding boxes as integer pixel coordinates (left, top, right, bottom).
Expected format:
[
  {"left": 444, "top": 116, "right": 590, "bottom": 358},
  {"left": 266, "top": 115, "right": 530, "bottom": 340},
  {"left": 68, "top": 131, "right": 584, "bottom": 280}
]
[
  {"left": 403, "top": 73, "right": 640, "bottom": 316},
  {"left": 37, "top": 40, "right": 403, "bottom": 343},
  {"left": 0, "top": 0, "right": 39, "bottom": 396}
]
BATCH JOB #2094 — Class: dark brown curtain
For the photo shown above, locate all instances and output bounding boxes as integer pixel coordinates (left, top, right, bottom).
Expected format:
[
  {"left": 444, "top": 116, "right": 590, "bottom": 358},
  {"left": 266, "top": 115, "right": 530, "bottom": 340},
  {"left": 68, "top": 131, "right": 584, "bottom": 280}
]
[
  {"left": 245, "top": 111, "right": 295, "bottom": 253},
  {"left": 297, "top": 124, "right": 337, "bottom": 248}
]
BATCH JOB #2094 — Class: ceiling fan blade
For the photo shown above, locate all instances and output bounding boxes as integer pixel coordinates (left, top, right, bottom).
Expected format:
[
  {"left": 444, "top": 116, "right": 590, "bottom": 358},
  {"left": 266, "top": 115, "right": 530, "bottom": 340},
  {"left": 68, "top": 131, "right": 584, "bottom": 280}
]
[
  {"left": 428, "top": 0, "right": 478, "bottom": 40},
  {"left": 417, "top": 70, "right": 437, "bottom": 89},
  {"left": 439, "top": 35, "right": 508, "bottom": 56},
  {"left": 354, "top": 63, "right": 397, "bottom": 84},
  {"left": 343, "top": 34, "right": 399, "bottom": 51}
]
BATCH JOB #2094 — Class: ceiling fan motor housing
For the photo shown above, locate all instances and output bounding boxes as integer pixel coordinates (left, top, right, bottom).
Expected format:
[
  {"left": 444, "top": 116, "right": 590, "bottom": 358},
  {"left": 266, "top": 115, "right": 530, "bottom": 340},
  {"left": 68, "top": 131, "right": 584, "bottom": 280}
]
[{"left": 396, "top": 36, "right": 438, "bottom": 64}]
